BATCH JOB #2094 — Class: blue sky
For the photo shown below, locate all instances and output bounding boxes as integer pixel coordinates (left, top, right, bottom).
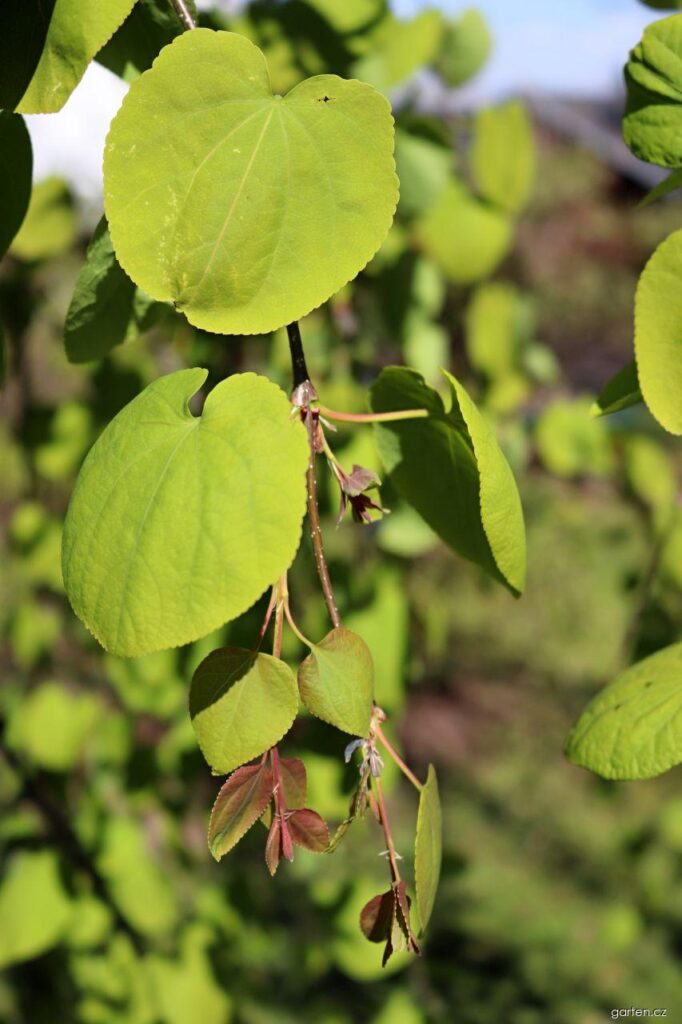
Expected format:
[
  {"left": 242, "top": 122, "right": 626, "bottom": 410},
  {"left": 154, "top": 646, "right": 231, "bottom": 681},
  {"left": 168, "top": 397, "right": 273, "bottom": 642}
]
[{"left": 26, "top": 0, "right": 657, "bottom": 202}]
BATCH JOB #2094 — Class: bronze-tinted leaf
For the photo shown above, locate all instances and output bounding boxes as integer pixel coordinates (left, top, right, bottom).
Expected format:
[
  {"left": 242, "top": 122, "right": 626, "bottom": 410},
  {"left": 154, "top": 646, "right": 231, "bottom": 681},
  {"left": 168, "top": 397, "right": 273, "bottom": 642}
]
[
  {"left": 208, "top": 761, "right": 274, "bottom": 861},
  {"left": 288, "top": 809, "right": 330, "bottom": 853}
]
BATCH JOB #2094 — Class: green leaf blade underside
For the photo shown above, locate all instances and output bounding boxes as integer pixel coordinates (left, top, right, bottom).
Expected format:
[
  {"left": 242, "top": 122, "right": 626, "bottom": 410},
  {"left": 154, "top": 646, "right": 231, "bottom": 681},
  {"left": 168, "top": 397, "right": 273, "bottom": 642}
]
[
  {"left": 64, "top": 218, "right": 157, "bottom": 363},
  {"left": 471, "top": 100, "right": 536, "bottom": 215},
  {"left": 208, "top": 762, "right": 274, "bottom": 860},
  {"left": 370, "top": 367, "right": 526, "bottom": 595},
  {"left": 414, "top": 179, "right": 513, "bottom": 285},
  {"left": 298, "top": 627, "right": 374, "bottom": 736},
  {"left": 566, "top": 642, "right": 682, "bottom": 780},
  {"left": 592, "top": 361, "right": 643, "bottom": 418},
  {"left": 415, "top": 764, "right": 442, "bottom": 933},
  {"left": 623, "top": 15, "right": 682, "bottom": 167},
  {"left": 62, "top": 369, "right": 308, "bottom": 656},
  {"left": 14, "top": 0, "right": 137, "bottom": 114},
  {"left": 190, "top": 648, "right": 299, "bottom": 775},
  {"left": 104, "top": 29, "right": 398, "bottom": 335},
  {"left": 0, "top": 113, "right": 32, "bottom": 259},
  {"left": 634, "top": 228, "right": 682, "bottom": 434}
]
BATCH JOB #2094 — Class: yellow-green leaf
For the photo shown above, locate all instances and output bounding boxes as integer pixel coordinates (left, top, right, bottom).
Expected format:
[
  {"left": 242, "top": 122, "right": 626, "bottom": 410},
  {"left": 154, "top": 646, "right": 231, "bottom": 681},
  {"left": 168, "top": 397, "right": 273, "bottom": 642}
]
[
  {"left": 414, "top": 764, "right": 442, "bottom": 932},
  {"left": 298, "top": 627, "right": 374, "bottom": 736}
]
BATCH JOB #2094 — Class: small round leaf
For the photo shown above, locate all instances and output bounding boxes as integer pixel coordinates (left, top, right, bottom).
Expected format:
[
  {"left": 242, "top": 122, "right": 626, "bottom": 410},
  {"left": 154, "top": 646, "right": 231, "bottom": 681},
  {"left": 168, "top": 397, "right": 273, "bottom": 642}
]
[
  {"left": 190, "top": 648, "right": 299, "bottom": 775},
  {"left": 298, "top": 627, "right": 374, "bottom": 736}
]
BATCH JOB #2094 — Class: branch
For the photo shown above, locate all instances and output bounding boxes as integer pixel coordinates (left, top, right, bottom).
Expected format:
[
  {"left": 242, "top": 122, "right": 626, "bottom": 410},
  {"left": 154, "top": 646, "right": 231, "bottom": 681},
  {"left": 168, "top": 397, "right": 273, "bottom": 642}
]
[{"left": 169, "top": 0, "right": 197, "bottom": 31}]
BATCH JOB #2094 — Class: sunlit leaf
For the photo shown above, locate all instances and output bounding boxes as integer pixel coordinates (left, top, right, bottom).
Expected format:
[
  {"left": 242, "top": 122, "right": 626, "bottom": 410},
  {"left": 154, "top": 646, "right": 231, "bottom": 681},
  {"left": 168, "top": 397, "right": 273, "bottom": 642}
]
[
  {"left": 566, "top": 642, "right": 682, "bottom": 779},
  {"left": 104, "top": 29, "right": 398, "bottom": 335},
  {"left": 465, "top": 281, "right": 524, "bottom": 380},
  {"left": 414, "top": 764, "right": 442, "bottom": 932},
  {"left": 353, "top": 9, "right": 443, "bottom": 92},
  {"left": 279, "top": 757, "right": 307, "bottom": 809},
  {"left": 13, "top": 0, "right": 137, "bottom": 113},
  {"left": 190, "top": 648, "right": 299, "bottom": 775},
  {"left": 208, "top": 762, "right": 274, "bottom": 860},
  {"left": 394, "top": 130, "right": 451, "bottom": 220},
  {"left": 634, "top": 229, "right": 682, "bottom": 434},
  {"left": 62, "top": 369, "right": 308, "bottom": 656},
  {"left": 535, "top": 398, "right": 614, "bottom": 478},
  {"left": 436, "top": 8, "right": 491, "bottom": 87},
  {"left": 298, "top": 627, "right": 374, "bottom": 736},
  {"left": 371, "top": 367, "right": 526, "bottom": 594},
  {"left": 0, "top": 113, "right": 32, "bottom": 259},
  {"left": 624, "top": 15, "right": 682, "bottom": 167},
  {"left": 6, "top": 681, "right": 100, "bottom": 772}
]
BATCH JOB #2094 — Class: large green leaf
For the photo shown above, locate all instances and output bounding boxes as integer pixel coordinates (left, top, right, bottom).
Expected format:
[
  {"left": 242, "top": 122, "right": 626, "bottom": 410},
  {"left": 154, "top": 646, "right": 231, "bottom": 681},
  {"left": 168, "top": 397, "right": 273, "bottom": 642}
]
[
  {"left": 623, "top": 15, "right": 682, "bottom": 167},
  {"left": 298, "top": 627, "right": 374, "bottom": 736},
  {"left": 436, "top": 8, "right": 491, "bottom": 88},
  {"left": 0, "top": 113, "right": 32, "bottom": 259},
  {"left": 414, "top": 179, "right": 512, "bottom": 284},
  {"left": 415, "top": 765, "right": 442, "bottom": 932},
  {"left": 471, "top": 100, "right": 535, "bottom": 214},
  {"left": 0, "top": 851, "right": 72, "bottom": 968},
  {"left": 190, "top": 648, "right": 299, "bottom": 774},
  {"left": 14, "top": 0, "right": 137, "bottom": 113},
  {"left": 62, "top": 369, "right": 308, "bottom": 656},
  {"left": 370, "top": 367, "right": 526, "bottom": 594},
  {"left": 634, "top": 229, "right": 682, "bottom": 434},
  {"left": 208, "top": 762, "right": 274, "bottom": 860},
  {"left": 104, "top": 28, "right": 398, "bottom": 335},
  {"left": 64, "top": 218, "right": 161, "bottom": 364},
  {"left": 566, "top": 642, "right": 682, "bottom": 779}
]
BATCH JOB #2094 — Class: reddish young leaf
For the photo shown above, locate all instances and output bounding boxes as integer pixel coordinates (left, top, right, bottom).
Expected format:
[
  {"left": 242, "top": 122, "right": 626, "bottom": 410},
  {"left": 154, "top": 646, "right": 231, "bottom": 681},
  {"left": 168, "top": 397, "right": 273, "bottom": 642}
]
[
  {"left": 359, "top": 889, "right": 394, "bottom": 943},
  {"left": 394, "top": 880, "right": 421, "bottom": 956},
  {"left": 288, "top": 809, "right": 330, "bottom": 852},
  {"left": 279, "top": 757, "right": 307, "bottom": 809},
  {"left": 281, "top": 816, "right": 294, "bottom": 862},
  {"left": 208, "top": 762, "right": 274, "bottom": 861},
  {"left": 265, "top": 816, "right": 282, "bottom": 876}
]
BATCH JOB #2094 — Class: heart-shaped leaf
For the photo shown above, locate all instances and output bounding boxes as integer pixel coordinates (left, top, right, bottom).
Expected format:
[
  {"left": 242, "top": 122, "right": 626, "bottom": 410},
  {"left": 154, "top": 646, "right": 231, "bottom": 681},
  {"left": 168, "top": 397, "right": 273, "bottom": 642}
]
[
  {"left": 298, "top": 627, "right": 374, "bottom": 736},
  {"left": 208, "top": 762, "right": 274, "bottom": 860},
  {"left": 370, "top": 367, "right": 526, "bottom": 594},
  {"left": 104, "top": 28, "right": 398, "bottom": 335},
  {"left": 287, "top": 809, "right": 330, "bottom": 852},
  {"left": 566, "top": 642, "right": 682, "bottom": 779},
  {"left": 11, "top": 0, "right": 137, "bottom": 113},
  {"left": 414, "top": 764, "right": 442, "bottom": 933},
  {"left": 64, "top": 218, "right": 162, "bottom": 364},
  {"left": 635, "top": 229, "right": 682, "bottom": 434},
  {"left": 62, "top": 369, "right": 308, "bottom": 656},
  {"left": 0, "top": 113, "right": 32, "bottom": 259},
  {"left": 190, "top": 648, "right": 299, "bottom": 775}
]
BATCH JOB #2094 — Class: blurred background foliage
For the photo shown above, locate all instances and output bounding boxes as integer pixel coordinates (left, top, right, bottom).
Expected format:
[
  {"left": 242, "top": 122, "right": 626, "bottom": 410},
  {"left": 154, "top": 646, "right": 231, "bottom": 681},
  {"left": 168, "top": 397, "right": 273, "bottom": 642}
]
[{"left": 1, "top": 1, "right": 682, "bottom": 1022}]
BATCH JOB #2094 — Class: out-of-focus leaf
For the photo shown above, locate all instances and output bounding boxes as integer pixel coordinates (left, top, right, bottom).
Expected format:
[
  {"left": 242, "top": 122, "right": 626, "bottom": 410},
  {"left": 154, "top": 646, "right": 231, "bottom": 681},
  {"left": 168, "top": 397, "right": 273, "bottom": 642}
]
[
  {"left": 378, "top": 505, "right": 439, "bottom": 558},
  {"left": 465, "top": 281, "right": 523, "bottom": 379},
  {"left": 535, "top": 398, "right": 615, "bottom": 478},
  {"left": 353, "top": 9, "right": 443, "bottom": 92},
  {"left": 208, "top": 762, "right": 274, "bottom": 860},
  {"left": 7, "top": 681, "right": 100, "bottom": 771},
  {"left": 0, "top": 851, "right": 72, "bottom": 968},
  {"left": 0, "top": 113, "right": 32, "bottom": 259},
  {"left": 566, "top": 642, "right": 682, "bottom": 779},
  {"left": 62, "top": 370, "right": 308, "bottom": 656},
  {"left": 415, "top": 765, "right": 442, "bottom": 932},
  {"left": 306, "top": 0, "right": 387, "bottom": 34},
  {"left": 415, "top": 179, "right": 513, "bottom": 284},
  {"left": 592, "top": 361, "right": 643, "bottom": 417},
  {"left": 634, "top": 229, "right": 682, "bottom": 434},
  {"left": 394, "top": 130, "right": 451, "bottom": 220},
  {"left": 298, "top": 627, "right": 374, "bottom": 737},
  {"left": 13, "top": 0, "right": 136, "bottom": 113},
  {"left": 10, "top": 177, "right": 76, "bottom": 262},
  {"left": 624, "top": 436, "right": 677, "bottom": 527},
  {"left": 346, "top": 569, "right": 408, "bottom": 713},
  {"left": 190, "top": 648, "right": 299, "bottom": 775},
  {"left": 146, "top": 927, "right": 231, "bottom": 1024},
  {"left": 436, "top": 8, "right": 492, "bottom": 87},
  {"left": 624, "top": 15, "right": 682, "bottom": 167},
  {"left": 471, "top": 100, "right": 536, "bottom": 214},
  {"left": 371, "top": 367, "right": 526, "bottom": 594}
]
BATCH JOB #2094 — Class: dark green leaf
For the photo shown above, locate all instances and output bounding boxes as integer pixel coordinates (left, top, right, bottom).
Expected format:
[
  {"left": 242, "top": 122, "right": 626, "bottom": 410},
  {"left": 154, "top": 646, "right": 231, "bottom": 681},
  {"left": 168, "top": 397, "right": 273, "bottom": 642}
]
[
  {"left": 592, "top": 362, "right": 643, "bottom": 417},
  {"left": 0, "top": 113, "right": 32, "bottom": 259}
]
